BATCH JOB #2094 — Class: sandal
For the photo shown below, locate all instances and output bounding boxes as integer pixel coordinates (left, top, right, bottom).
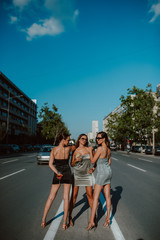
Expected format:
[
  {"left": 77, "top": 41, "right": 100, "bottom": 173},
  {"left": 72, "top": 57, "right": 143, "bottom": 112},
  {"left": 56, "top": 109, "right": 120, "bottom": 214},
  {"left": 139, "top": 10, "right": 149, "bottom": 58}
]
[
  {"left": 86, "top": 222, "right": 95, "bottom": 231},
  {"left": 41, "top": 219, "right": 46, "bottom": 228},
  {"left": 103, "top": 219, "right": 110, "bottom": 228},
  {"left": 62, "top": 222, "right": 68, "bottom": 230},
  {"left": 69, "top": 216, "right": 74, "bottom": 227}
]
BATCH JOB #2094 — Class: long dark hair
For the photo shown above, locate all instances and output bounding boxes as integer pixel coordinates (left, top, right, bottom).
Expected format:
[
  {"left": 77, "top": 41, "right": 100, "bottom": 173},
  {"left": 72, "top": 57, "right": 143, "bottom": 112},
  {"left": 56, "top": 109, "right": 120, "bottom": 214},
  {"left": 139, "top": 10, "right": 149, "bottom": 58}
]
[
  {"left": 75, "top": 134, "right": 88, "bottom": 148},
  {"left": 59, "top": 132, "right": 70, "bottom": 142},
  {"left": 96, "top": 131, "right": 110, "bottom": 148}
]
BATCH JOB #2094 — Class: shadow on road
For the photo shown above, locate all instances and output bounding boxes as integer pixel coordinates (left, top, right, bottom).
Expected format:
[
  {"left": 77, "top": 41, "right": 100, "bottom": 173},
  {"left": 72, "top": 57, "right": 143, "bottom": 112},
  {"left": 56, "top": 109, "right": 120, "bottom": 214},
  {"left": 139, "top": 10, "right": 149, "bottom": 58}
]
[
  {"left": 72, "top": 193, "right": 90, "bottom": 223},
  {"left": 46, "top": 186, "right": 123, "bottom": 227},
  {"left": 110, "top": 186, "right": 123, "bottom": 220}
]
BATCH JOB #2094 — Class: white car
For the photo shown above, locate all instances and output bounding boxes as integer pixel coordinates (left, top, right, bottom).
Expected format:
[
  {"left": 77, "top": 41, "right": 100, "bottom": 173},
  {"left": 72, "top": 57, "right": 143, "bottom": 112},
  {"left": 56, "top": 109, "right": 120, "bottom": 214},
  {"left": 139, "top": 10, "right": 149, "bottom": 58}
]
[{"left": 37, "top": 146, "right": 54, "bottom": 165}]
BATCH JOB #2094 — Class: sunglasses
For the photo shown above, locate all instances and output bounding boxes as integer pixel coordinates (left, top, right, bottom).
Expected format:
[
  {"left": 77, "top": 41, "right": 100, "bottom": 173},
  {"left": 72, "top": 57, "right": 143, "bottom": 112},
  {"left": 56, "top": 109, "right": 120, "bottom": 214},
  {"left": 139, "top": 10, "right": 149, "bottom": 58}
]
[
  {"left": 96, "top": 137, "right": 103, "bottom": 140},
  {"left": 81, "top": 137, "right": 87, "bottom": 141}
]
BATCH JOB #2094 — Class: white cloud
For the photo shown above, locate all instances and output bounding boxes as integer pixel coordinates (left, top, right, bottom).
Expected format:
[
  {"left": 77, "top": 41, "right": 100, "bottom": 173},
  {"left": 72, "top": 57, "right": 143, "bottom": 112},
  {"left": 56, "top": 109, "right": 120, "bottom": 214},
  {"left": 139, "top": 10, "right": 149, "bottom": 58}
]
[
  {"left": 25, "top": 17, "right": 64, "bottom": 40},
  {"left": 13, "top": 0, "right": 31, "bottom": 10},
  {"left": 149, "top": 2, "right": 160, "bottom": 22},
  {"left": 4, "top": 0, "right": 79, "bottom": 40},
  {"left": 10, "top": 15, "right": 18, "bottom": 24},
  {"left": 73, "top": 9, "right": 79, "bottom": 22}
]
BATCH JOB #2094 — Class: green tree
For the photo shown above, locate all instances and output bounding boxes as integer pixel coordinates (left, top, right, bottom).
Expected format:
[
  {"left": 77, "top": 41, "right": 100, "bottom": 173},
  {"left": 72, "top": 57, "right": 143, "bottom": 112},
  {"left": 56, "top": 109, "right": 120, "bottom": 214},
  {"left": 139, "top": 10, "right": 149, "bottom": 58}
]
[
  {"left": 38, "top": 103, "right": 69, "bottom": 145},
  {"left": 106, "top": 84, "right": 160, "bottom": 146}
]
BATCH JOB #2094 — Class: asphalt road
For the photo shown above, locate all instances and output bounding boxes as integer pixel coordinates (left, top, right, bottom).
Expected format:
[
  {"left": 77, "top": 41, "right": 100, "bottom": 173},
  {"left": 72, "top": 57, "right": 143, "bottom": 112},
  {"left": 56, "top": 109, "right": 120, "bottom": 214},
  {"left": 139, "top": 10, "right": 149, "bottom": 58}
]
[{"left": 0, "top": 151, "right": 160, "bottom": 240}]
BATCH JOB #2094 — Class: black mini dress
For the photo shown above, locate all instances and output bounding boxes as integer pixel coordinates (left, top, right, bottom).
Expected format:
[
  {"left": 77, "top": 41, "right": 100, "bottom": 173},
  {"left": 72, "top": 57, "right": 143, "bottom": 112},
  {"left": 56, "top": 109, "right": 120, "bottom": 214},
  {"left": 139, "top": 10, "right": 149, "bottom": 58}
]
[{"left": 52, "top": 159, "right": 73, "bottom": 184}]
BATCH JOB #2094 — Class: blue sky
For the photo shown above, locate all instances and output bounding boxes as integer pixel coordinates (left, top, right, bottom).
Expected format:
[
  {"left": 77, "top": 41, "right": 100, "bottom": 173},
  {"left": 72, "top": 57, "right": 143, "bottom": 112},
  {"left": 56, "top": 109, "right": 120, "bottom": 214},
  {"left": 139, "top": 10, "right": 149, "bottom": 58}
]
[{"left": 1, "top": 0, "right": 160, "bottom": 139}]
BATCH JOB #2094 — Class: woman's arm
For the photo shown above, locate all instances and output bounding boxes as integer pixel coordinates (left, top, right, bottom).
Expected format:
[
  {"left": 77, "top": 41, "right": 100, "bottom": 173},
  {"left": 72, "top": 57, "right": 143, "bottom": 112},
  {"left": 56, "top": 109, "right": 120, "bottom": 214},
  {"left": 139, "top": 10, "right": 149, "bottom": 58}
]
[
  {"left": 71, "top": 150, "right": 81, "bottom": 167},
  {"left": 90, "top": 147, "right": 101, "bottom": 164},
  {"left": 108, "top": 148, "right": 111, "bottom": 165},
  {"left": 49, "top": 148, "right": 60, "bottom": 175}
]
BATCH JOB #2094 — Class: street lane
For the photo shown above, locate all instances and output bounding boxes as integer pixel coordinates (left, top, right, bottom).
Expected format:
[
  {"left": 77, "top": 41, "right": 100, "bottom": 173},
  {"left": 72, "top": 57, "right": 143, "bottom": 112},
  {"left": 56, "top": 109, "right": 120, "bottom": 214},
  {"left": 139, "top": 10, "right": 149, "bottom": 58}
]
[
  {"left": 0, "top": 152, "right": 160, "bottom": 240},
  {"left": 111, "top": 151, "right": 160, "bottom": 240}
]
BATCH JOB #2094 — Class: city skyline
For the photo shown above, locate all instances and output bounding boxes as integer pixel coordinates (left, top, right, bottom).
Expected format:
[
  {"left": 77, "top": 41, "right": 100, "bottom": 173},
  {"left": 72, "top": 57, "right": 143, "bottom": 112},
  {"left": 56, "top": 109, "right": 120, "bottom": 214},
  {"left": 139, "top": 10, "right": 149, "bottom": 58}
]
[{"left": 1, "top": 0, "right": 160, "bottom": 139}]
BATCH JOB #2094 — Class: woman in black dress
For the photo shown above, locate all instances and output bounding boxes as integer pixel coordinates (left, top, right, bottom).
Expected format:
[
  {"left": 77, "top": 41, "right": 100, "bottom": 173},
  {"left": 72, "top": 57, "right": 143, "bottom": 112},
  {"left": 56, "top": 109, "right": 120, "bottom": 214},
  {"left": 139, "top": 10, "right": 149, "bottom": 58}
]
[{"left": 41, "top": 133, "right": 75, "bottom": 230}]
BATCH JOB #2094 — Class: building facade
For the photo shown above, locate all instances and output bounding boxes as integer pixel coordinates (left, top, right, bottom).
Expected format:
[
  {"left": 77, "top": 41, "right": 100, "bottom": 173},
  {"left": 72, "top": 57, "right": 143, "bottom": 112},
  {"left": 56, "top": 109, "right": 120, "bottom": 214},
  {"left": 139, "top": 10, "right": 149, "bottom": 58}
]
[
  {"left": 88, "top": 121, "right": 99, "bottom": 142},
  {"left": 103, "top": 104, "right": 125, "bottom": 133},
  {"left": 0, "top": 72, "right": 37, "bottom": 143}
]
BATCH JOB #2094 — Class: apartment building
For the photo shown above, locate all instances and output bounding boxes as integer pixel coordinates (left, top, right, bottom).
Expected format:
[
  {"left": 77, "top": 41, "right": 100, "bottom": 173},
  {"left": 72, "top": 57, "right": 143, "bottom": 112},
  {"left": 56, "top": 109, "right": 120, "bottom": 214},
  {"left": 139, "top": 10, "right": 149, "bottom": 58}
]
[{"left": 0, "top": 72, "right": 37, "bottom": 143}]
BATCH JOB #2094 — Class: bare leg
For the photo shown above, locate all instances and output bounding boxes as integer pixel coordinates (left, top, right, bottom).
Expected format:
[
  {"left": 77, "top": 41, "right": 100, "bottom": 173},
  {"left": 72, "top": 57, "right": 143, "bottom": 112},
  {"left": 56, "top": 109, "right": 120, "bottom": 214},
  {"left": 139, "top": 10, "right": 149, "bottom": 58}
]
[
  {"left": 87, "top": 184, "right": 103, "bottom": 230},
  {"left": 63, "top": 184, "right": 71, "bottom": 229},
  {"left": 41, "top": 184, "right": 60, "bottom": 227},
  {"left": 69, "top": 186, "right": 79, "bottom": 226},
  {"left": 103, "top": 184, "right": 111, "bottom": 226},
  {"left": 85, "top": 186, "right": 93, "bottom": 208}
]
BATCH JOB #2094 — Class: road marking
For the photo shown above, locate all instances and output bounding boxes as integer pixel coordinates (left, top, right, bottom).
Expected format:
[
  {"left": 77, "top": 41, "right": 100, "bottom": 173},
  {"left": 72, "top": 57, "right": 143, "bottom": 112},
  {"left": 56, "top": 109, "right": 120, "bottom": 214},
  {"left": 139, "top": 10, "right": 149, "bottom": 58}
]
[
  {"left": 44, "top": 175, "right": 125, "bottom": 240},
  {"left": 0, "top": 169, "right": 26, "bottom": 180},
  {"left": 43, "top": 188, "right": 72, "bottom": 240},
  {"left": 138, "top": 158, "right": 152, "bottom": 163},
  {"left": 27, "top": 154, "right": 36, "bottom": 158},
  {"left": 2, "top": 159, "right": 19, "bottom": 164},
  {"left": 43, "top": 201, "right": 64, "bottom": 240},
  {"left": 127, "top": 164, "right": 146, "bottom": 172},
  {"left": 112, "top": 157, "right": 119, "bottom": 161},
  {"left": 93, "top": 175, "right": 126, "bottom": 240}
]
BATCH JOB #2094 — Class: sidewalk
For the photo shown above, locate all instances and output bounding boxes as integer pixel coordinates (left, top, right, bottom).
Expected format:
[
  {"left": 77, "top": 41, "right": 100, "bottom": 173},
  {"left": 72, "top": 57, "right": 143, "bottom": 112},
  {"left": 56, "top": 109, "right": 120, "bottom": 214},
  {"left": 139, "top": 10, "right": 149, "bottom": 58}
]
[
  {"left": 53, "top": 186, "right": 115, "bottom": 240},
  {"left": 118, "top": 150, "right": 160, "bottom": 159}
]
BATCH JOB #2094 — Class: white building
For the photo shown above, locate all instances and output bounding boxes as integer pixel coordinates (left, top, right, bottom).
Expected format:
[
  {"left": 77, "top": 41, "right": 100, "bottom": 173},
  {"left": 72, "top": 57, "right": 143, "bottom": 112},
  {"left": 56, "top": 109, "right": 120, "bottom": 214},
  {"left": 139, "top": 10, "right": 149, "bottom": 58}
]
[
  {"left": 88, "top": 121, "right": 99, "bottom": 142},
  {"left": 92, "top": 121, "right": 99, "bottom": 140}
]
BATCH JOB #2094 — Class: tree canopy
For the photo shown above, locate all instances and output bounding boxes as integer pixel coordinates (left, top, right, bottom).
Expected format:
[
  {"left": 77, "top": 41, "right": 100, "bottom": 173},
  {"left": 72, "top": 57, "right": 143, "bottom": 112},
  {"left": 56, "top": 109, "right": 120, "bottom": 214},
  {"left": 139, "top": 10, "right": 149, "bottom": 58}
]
[
  {"left": 105, "top": 84, "right": 160, "bottom": 146},
  {"left": 38, "top": 103, "right": 69, "bottom": 145}
]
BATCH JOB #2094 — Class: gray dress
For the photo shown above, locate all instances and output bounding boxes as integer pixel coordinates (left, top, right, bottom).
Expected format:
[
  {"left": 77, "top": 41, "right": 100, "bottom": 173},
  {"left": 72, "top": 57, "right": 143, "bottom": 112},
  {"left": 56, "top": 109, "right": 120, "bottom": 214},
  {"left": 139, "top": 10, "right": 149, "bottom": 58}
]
[
  {"left": 73, "top": 154, "right": 93, "bottom": 186},
  {"left": 95, "top": 158, "right": 112, "bottom": 185}
]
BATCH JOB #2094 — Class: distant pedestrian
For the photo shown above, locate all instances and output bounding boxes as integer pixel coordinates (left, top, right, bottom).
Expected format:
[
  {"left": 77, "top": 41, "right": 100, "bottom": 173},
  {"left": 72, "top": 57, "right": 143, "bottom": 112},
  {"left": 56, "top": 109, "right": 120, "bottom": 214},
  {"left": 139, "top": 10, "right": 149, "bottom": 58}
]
[
  {"left": 41, "top": 133, "right": 75, "bottom": 230},
  {"left": 127, "top": 143, "right": 130, "bottom": 154},
  {"left": 69, "top": 134, "right": 96, "bottom": 227},
  {"left": 87, "top": 131, "right": 112, "bottom": 230}
]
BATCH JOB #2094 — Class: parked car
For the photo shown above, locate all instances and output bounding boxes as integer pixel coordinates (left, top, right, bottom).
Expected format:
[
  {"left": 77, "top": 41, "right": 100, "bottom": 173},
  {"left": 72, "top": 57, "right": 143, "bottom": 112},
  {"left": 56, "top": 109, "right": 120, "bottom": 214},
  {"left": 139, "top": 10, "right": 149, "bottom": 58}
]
[
  {"left": 132, "top": 146, "right": 141, "bottom": 153},
  {"left": 33, "top": 144, "right": 41, "bottom": 151},
  {"left": 110, "top": 144, "right": 117, "bottom": 151},
  {"left": 8, "top": 144, "right": 20, "bottom": 153},
  {"left": 142, "top": 145, "right": 147, "bottom": 153},
  {"left": 22, "top": 144, "right": 34, "bottom": 152},
  {"left": 37, "top": 146, "right": 54, "bottom": 164},
  {"left": 0, "top": 144, "right": 14, "bottom": 154},
  {"left": 155, "top": 146, "right": 160, "bottom": 156},
  {"left": 145, "top": 146, "right": 153, "bottom": 154}
]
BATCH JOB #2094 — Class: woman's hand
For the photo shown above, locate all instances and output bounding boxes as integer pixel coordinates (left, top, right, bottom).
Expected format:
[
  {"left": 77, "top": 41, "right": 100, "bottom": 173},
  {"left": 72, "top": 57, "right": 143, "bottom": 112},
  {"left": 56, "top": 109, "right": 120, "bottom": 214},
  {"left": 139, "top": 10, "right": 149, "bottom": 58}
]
[
  {"left": 89, "top": 146, "right": 93, "bottom": 152},
  {"left": 88, "top": 167, "right": 95, "bottom": 174},
  {"left": 76, "top": 156, "right": 82, "bottom": 162}
]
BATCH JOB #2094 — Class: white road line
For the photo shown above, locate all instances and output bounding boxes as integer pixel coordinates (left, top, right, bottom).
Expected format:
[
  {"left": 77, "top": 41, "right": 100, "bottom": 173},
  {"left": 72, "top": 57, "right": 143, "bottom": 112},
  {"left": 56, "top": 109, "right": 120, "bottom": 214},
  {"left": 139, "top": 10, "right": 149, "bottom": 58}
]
[
  {"left": 138, "top": 158, "right": 152, "bottom": 163},
  {"left": 44, "top": 175, "right": 125, "bottom": 240},
  {"left": 93, "top": 175, "right": 126, "bottom": 240},
  {"left": 43, "top": 188, "right": 72, "bottom": 240},
  {"left": 112, "top": 157, "right": 119, "bottom": 161},
  {"left": 2, "top": 159, "right": 19, "bottom": 164},
  {"left": 43, "top": 201, "right": 64, "bottom": 240},
  {"left": 0, "top": 169, "right": 26, "bottom": 180},
  {"left": 127, "top": 164, "right": 146, "bottom": 172}
]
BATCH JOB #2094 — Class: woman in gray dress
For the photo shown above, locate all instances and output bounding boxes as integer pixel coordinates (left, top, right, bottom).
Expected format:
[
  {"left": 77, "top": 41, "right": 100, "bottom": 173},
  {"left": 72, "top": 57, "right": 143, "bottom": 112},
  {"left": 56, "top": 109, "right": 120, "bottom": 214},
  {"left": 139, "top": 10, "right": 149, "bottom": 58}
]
[
  {"left": 69, "top": 134, "right": 96, "bottom": 226},
  {"left": 87, "top": 131, "right": 112, "bottom": 230}
]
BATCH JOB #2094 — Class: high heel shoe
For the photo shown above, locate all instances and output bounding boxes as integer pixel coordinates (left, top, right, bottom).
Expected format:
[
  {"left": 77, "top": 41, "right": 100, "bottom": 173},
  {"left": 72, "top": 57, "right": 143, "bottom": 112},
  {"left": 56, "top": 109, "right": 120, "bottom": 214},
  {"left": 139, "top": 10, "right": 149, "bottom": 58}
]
[
  {"left": 86, "top": 222, "right": 95, "bottom": 231},
  {"left": 69, "top": 216, "right": 74, "bottom": 227},
  {"left": 62, "top": 222, "right": 68, "bottom": 230},
  {"left": 41, "top": 219, "right": 46, "bottom": 228},
  {"left": 103, "top": 219, "right": 110, "bottom": 228}
]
